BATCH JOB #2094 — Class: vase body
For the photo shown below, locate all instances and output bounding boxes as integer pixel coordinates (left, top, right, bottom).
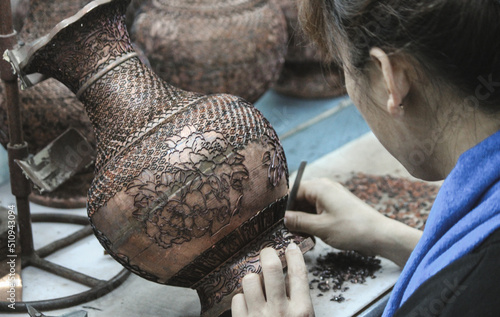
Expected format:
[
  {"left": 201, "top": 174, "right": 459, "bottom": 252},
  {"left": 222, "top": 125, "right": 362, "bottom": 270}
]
[
  {"left": 272, "top": 0, "right": 346, "bottom": 99},
  {"left": 0, "top": 0, "right": 96, "bottom": 208},
  {"left": 129, "top": 0, "right": 287, "bottom": 103},
  {"left": 9, "top": 0, "right": 313, "bottom": 315}
]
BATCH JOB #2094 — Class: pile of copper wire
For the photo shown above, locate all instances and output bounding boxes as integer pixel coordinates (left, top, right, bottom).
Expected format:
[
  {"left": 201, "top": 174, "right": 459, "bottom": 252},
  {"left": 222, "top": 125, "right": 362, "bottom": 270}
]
[
  {"left": 343, "top": 173, "right": 440, "bottom": 230},
  {"left": 310, "top": 250, "right": 382, "bottom": 302}
]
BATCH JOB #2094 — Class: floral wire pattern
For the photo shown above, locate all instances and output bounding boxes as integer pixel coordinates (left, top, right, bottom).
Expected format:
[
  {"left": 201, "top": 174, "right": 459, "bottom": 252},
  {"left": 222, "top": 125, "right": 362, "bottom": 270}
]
[
  {"left": 92, "top": 224, "right": 163, "bottom": 282},
  {"left": 126, "top": 129, "right": 249, "bottom": 249},
  {"left": 24, "top": 0, "right": 135, "bottom": 93},
  {"left": 195, "top": 221, "right": 306, "bottom": 312},
  {"left": 18, "top": 1, "right": 295, "bottom": 314},
  {"left": 168, "top": 196, "right": 288, "bottom": 287}
]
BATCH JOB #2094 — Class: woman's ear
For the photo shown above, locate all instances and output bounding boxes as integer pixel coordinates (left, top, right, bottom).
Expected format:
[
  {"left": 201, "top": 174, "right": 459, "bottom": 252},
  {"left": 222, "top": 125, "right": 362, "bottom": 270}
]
[{"left": 369, "top": 47, "right": 410, "bottom": 118}]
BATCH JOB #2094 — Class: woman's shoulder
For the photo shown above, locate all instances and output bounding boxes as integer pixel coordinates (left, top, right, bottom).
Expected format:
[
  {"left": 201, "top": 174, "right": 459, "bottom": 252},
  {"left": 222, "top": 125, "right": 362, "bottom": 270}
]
[{"left": 393, "top": 228, "right": 500, "bottom": 317}]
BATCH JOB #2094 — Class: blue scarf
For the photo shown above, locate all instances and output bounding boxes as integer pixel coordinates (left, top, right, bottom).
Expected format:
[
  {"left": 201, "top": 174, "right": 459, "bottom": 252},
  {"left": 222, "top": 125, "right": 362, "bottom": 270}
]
[{"left": 383, "top": 130, "right": 500, "bottom": 316}]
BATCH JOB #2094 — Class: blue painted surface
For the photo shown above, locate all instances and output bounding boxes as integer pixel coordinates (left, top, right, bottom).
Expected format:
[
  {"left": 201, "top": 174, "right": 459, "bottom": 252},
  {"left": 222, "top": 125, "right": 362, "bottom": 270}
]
[
  {"left": 281, "top": 105, "right": 371, "bottom": 171},
  {"left": 255, "top": 90, "right": 370, "bottom": 172},
  {"left": 255, "top": 89, "right": 350, "bottom": 136}
]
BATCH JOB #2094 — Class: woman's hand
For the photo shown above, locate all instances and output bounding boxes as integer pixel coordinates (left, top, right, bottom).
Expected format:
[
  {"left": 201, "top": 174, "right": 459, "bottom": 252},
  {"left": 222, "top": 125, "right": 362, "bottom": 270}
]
[
  {"left": 231, "top": 244, "right": 315, "bottom": 317},
  {"left": 285, "top": 178, "right": 422, "bottom": 267}
]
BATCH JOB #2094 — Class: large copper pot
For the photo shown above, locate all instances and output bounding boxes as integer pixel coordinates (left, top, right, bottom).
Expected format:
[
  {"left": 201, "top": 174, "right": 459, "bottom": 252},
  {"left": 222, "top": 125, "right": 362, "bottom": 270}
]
[
  {"left": 0, "top": 0, "right": 96, "bottom": 208},
  {"left": 129, "top": 0, "right": 288, "bottom": 103},
  {"left": 272, "top": 0, "right": 346, "bottom": 99},
  {"left": 5, "top": 0, "right": 313, "bottom": 315}
]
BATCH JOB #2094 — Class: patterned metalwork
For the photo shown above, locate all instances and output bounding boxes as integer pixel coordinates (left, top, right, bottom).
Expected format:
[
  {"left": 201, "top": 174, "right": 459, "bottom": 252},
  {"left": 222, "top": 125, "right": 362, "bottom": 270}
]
[
  {"left": 168, "top": 196, "right": 287, "bottom": 287},
  {"left": 195, "top": 220, "right": 311, "bottom": 316},
  {"left": 129, "top": 0, "right": 287, "bottom": 103},
  {"left": 8, "top": 0, "right": 312, "bottom": 315}
]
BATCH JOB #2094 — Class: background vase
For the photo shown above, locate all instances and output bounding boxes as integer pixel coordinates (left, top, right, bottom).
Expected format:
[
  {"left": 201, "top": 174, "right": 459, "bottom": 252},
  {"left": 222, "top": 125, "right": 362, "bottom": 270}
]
[
  {"left": 0, "top": 0, "right": 96, "bottom": 208},
  {"left": 6, "top": 0, "right": 313, "bottom": 315},
  {"left": 272, "top": 0, "right": 346, "bottom": 99},
  {"left": 129, "top": 0, "right": 288, "bottom": 103}
]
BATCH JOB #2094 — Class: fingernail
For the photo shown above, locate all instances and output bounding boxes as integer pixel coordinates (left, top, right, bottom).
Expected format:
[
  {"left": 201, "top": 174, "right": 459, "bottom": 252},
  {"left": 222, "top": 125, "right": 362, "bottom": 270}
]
[{"left": 287, "top": 242, "right": 298, "bottom": 250}]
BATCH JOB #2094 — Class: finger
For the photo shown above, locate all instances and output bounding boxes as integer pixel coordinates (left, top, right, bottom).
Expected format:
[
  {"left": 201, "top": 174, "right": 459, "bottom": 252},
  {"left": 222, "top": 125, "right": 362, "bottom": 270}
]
[
  {"left": 285, "top": 243, "right": 311, "bottom": 302},
  {"left": 295, "top": 179, "right": 336, "bottom": 214},
  {"left": 231, "top": 293, "right": 248, "bottom": 316},
  {"left": 260, "top": 247, "right": 287, "bottom": 304},
  {"left": 241, "top": 273, "right": 265, "bottom": 305},
  {"left": 284, "top": 210, "right": 320, "bottom": 235},
  {"left": 296, "top": 180, "right": 324, "bottom": 205}
]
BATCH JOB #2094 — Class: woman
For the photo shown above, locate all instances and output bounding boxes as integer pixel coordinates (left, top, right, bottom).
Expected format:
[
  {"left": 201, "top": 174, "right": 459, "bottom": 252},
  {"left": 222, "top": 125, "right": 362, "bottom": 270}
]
[{"left": 232, "top": 1, "right": 500, "bottom": 316}]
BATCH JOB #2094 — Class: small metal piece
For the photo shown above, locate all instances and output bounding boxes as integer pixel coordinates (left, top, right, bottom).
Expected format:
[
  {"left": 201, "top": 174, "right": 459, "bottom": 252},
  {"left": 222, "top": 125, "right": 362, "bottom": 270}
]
[
  {"left": 3, "top": 47, "right": 47, "bottom": 88},
  {"left": 15, "top": 128, "right": 94, "bottom": 192},
  {"left": 0, "top": 31, "right": 18, "bottom": 82},
  {"left": 27, "top": 305, "right": 43, "bottom": 316},
  {"left": 27, "top": 305, "right": 88, "bottom": 317},
  {"left": 287, "top": 161, "right": 307, "bottom": 210}
]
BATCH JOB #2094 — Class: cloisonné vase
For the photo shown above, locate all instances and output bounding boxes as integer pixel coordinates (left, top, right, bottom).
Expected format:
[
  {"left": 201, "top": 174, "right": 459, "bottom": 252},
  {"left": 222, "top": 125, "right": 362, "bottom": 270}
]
[
  {"left": 129, "top": 0, "right": 287, "bottom": 103},
  {"left": 4, "top": 0, "right": 314, "bottom": 315}
]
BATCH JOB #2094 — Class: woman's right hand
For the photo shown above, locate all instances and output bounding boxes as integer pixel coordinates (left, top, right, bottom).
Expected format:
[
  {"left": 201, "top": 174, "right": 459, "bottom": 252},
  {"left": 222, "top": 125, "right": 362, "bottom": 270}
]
[{"left": 285, "top": 178, "right": 422, "bottom": 267}]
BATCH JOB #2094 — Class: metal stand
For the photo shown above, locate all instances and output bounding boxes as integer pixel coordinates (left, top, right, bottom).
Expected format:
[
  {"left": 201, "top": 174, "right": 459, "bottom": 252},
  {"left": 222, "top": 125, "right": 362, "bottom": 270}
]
[
  {"left": 0, "top": 213, "right": 130, "bottom": 312},
  {"left": 0, "top": 0, "right": 130, "bottom": 312}
]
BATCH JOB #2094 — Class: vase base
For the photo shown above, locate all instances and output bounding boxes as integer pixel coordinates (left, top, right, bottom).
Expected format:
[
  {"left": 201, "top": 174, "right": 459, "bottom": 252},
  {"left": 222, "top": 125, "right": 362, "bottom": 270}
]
[{"left": 196, "top": 222, "right": 315, "bottom": 317}]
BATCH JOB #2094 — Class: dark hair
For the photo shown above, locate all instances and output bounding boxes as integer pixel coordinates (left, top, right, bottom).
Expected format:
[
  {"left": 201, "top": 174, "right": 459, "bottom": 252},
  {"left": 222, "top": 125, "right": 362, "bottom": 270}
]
[{"left": 299, "top": 0, "right": 500, "bottom": 111}]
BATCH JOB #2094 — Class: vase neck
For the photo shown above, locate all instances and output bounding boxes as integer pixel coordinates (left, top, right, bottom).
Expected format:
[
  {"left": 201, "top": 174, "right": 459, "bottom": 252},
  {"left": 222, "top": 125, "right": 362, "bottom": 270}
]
[
  {"left": 23, "top": 0, "right": 134, "bottom": 94},
  {"left": 78, "top": 56, "right": 201, "bottom": 172},
  {"left": 20, "top": 0, "right": 203, "bottom": 172}
]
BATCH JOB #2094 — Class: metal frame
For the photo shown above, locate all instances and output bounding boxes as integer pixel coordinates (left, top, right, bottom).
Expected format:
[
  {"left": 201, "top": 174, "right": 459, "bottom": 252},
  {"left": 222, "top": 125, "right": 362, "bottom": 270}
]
[
  {"left": 0, "top": 0, "right": 129, "bottom": 312},
  {"left": 0, "top": 214, "right": 130, "bottom": 313}
]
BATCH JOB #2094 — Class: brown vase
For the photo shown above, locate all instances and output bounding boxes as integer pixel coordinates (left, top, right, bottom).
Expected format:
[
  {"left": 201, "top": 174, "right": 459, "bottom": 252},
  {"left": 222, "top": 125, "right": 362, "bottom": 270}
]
[
  {"left": 272, "top": 0, "right": 346, "bottom": 99},
  {"left": 129, "top": 0, "right": 288, "bottom": 103},
  {"left": 0, "top": 0, "right": 96, "bottom": 208},
  {"left": 5, "top": 0, "right": 314, "bottom": 315}
]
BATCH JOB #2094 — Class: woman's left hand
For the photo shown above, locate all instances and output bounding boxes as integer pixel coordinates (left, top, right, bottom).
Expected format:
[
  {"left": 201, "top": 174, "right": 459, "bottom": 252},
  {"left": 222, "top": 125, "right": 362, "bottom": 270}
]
[{"left": 231, "top": 243, "right": 315, "bottom": 317}]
